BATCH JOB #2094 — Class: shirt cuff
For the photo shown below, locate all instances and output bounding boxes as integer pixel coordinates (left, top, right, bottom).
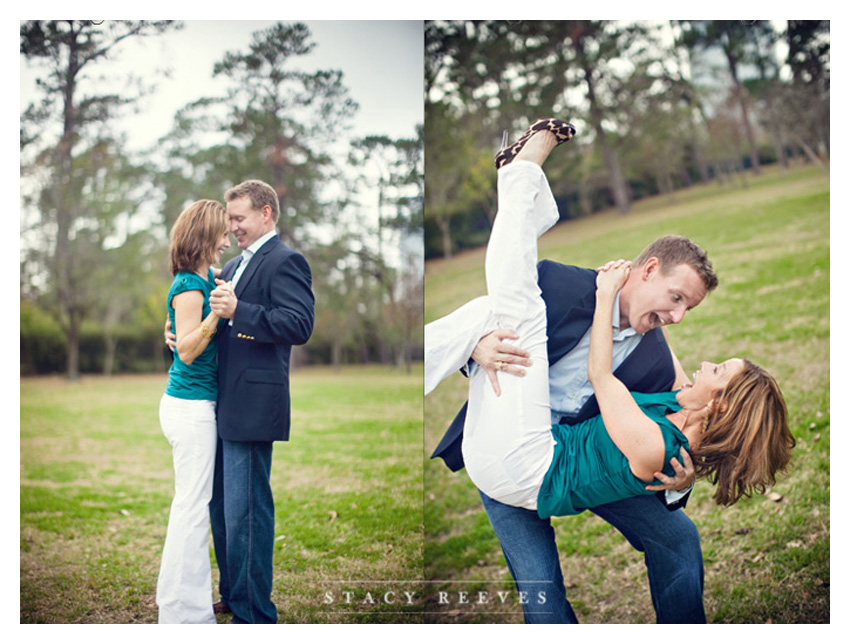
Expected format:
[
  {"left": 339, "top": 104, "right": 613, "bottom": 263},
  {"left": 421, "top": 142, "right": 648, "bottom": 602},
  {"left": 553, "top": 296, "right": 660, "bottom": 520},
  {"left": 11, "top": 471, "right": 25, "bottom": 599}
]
[{"left": 665, "top": 484, "right": 692, "bottom": 504}]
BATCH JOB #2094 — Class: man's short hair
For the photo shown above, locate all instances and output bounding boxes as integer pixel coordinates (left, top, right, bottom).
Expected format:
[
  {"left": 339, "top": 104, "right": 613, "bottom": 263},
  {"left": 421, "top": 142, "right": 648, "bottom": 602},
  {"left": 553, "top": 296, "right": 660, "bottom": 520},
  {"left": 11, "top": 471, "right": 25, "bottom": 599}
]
[
  {"left": 634, "top": 235, "right": 718, "bottom": 292},
  {"left": 225, "top": 179, "right": 280, "bottom": 222}
]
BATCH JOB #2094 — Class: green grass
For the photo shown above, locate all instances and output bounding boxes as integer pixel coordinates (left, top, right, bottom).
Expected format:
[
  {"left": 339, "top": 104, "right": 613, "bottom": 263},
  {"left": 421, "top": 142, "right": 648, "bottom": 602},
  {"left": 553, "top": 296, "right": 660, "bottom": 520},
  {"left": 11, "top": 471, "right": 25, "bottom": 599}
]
[
  {"left": 423, "top": 162, "right": 830, "bottom": 623},
  {"left": 17, "top": 162, "right": 832, "bottom": 624},
  {"left": 20, "top": 365, "right": 424, "bottom": 624}
]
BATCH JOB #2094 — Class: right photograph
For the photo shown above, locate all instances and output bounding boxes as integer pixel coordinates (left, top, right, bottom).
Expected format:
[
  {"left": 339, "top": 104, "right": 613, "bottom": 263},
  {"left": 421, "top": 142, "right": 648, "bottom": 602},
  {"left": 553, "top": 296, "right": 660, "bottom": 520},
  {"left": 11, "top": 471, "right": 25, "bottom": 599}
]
[{"left": 422, "top": 20, "right": 830, "bottom": 624}]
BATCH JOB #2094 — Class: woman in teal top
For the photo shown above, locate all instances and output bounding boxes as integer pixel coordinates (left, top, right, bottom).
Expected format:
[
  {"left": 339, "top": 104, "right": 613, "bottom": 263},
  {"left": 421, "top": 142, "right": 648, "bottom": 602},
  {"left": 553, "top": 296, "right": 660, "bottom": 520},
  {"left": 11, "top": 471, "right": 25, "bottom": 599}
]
[
  {"left": 164, "top": 268, "right": 219, "bottom": 401},
  {"left": 156, "top": 199, "right": 231, "bottom": 624},
  {"left": 538, "top": 391, "right": 688, "bottom": 518},
  {"left": 457, "top": 119, "right": 795, "bottom": 522}
]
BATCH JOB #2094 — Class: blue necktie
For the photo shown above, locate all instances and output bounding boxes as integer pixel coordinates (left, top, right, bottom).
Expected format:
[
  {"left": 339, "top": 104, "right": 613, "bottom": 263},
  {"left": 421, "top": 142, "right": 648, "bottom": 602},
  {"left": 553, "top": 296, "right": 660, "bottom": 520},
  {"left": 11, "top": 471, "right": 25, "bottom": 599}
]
[
  {"left": 229, "top": 254, "right": 242, "bottom": 279},
  {"left": 232, "top": 250, "right": 252, "bottom": 286}
]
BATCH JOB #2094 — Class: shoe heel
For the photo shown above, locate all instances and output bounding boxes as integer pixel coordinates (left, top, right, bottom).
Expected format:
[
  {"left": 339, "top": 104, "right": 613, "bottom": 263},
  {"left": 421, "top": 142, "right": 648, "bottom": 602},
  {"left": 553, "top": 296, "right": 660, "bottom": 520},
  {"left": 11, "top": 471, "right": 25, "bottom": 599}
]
[
  {"left": 494, "top": 118, "right": 576, "bottom": 170},
  {"left": 495, "top": 130, "right": 512, "bottom": 169}
]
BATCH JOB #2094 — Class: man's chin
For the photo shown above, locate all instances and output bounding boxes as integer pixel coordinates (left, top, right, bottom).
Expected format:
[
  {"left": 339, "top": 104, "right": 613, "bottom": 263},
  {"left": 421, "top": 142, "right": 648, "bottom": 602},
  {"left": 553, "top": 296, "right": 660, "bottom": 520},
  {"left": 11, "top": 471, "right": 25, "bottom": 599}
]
[{"left": 633, "top": 318, "right": 657, "bottom": 334}]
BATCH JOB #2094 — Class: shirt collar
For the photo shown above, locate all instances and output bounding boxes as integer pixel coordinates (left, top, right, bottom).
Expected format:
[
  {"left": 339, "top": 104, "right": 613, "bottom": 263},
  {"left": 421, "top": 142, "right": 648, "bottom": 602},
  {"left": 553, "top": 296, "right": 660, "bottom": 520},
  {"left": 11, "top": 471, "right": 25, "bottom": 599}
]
[
  {"left": 245, "top": 230, "right": 278, "bottom": 257},
  {"left": 613, "top": 293, "right": 637, "bottom": 339}
]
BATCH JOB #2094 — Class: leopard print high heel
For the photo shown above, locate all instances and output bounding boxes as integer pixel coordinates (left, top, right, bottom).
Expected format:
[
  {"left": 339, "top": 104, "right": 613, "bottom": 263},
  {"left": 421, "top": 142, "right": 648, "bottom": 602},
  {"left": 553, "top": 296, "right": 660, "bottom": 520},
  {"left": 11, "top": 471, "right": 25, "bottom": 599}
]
[{"left": 495, "top": 118, "right": 576, "bottom": 169}]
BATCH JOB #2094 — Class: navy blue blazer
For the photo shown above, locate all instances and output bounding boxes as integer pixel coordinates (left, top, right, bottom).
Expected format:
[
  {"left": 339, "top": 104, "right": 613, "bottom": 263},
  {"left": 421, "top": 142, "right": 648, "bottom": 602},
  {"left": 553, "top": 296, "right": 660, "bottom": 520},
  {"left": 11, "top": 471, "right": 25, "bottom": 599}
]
[
  {"left": 216, "top": 235, "right": 315, "bottom": 443},
  {"left": 431, "top": 260, "right": 677, "bottom": 472}
]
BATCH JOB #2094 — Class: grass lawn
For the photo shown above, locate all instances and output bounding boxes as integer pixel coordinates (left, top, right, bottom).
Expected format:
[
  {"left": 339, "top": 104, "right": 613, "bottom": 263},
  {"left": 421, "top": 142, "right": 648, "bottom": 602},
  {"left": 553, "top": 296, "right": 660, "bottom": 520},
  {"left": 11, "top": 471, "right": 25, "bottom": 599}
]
[
  {"left": 423, "top": 162, "right": 830, "bottom": 623},
  {"left": 20, "top": 364, "right": 424, "bottom": 624},
  {"left": 17, "top": 162, "right": 832, "bottom": 625}
]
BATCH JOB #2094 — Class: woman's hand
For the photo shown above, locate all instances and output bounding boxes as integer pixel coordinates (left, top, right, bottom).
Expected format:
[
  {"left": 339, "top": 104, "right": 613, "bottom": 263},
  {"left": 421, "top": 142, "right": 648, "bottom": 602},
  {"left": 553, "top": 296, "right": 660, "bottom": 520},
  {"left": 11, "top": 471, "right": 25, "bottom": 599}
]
[
  {"left": 596, "top": 259, "right": 631, "bottom": 295},
  {"left": 210, "top": 279, "right": 237, "bottom": 319}
]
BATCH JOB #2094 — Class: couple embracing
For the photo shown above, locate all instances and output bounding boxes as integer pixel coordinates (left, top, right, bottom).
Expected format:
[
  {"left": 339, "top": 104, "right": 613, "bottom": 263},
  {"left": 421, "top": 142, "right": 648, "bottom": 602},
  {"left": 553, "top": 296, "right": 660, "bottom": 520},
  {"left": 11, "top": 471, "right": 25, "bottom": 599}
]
[
  {"left": 425, "top": 119, "right": 795, "bottom": 623},
  {"left": 156, "top": 180, "right": 315, "bottom": 624}
]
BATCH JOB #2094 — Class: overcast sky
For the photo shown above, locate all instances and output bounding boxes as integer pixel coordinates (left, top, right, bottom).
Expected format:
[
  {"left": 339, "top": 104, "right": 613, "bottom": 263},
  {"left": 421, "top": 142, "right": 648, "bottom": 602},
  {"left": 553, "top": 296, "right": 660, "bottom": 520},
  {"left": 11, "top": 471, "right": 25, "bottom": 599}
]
[
  {"left": 135, "top": 21, "right": 423, "bottom": 147},
  {"left": 19, "top": 20, "right": 423, "bottom": 150},
  {"left": 17, "top": 20, "right": 425, "bottom": 274}
]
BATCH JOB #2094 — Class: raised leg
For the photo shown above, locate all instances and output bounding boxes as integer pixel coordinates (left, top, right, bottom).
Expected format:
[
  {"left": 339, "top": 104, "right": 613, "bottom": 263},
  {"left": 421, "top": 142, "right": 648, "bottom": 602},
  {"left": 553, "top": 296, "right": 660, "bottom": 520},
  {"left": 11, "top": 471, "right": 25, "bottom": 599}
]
[{"left": 462, "top": 161, "right": 560, "bottom": 508}]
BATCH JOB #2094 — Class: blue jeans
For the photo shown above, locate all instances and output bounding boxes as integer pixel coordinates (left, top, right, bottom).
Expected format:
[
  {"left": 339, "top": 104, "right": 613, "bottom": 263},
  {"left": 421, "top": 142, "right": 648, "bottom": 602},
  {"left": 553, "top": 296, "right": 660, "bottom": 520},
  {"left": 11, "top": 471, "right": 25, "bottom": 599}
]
[
  {"left": 210, "top": 438, "right": 229, "bottom": 605},
  {"left": 479, "top": 491, "right": 705, "bottom": 624},
  {"left": 210, "top": 438, "right": 277, "bottom": 624}
]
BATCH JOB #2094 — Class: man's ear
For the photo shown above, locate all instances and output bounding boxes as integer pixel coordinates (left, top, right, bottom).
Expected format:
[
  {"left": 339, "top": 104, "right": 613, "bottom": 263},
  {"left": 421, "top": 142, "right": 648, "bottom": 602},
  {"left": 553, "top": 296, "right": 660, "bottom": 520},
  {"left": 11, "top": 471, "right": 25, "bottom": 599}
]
[{"left": 641, "top": 256, "right": 660, "bottom": 280}]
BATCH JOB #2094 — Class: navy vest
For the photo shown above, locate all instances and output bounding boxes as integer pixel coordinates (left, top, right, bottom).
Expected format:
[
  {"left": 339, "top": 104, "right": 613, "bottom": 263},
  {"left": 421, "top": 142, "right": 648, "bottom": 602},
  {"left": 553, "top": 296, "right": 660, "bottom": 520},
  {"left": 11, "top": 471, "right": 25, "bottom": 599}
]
[{"left": 430, "top": 260, "right": 676, "bottom": 472}]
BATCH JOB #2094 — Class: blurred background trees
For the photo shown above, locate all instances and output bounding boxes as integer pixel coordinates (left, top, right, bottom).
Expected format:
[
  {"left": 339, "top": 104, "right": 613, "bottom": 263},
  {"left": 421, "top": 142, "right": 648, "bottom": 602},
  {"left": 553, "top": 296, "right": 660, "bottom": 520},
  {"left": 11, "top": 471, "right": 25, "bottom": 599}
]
[
  {"left": 424, "top": 20, "right": 829, "bottom": 259},
  {"left": 20, "top": 20, "right": 423, "bottom": 377},
  {"left": 20, "top": 20, "right": 177, "bottom": 379},
  {"left": 18, "top": 20, "right": 830, "bottom": 375}
]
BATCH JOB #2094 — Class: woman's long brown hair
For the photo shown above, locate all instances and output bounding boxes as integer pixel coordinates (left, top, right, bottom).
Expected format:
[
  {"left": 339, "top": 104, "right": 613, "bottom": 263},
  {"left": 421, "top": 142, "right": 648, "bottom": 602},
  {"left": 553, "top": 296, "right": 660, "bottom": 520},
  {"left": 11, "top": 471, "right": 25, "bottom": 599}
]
[
  {"left": 694, "top": 360, "right": 796, "bottom": 506},
  {"left": 169, "top": 200, "right": 228, "bottom": 276}
]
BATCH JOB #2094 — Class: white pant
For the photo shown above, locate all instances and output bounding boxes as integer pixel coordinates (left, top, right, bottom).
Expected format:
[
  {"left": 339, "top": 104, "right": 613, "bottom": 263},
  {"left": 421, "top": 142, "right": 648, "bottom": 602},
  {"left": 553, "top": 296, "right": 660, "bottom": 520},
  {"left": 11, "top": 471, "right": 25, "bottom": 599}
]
[
  {"left": 461, "top": 162, "right": 559, "bottom": 510},
  {"left": 156, "top": 394, "right": 218, "bottom": 624}
]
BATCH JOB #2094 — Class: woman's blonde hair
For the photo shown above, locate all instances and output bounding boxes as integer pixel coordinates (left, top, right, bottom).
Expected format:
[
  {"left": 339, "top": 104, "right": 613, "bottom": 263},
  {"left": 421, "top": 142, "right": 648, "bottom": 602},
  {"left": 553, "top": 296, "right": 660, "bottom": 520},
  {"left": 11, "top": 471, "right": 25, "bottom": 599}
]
[
  {"left": 694, "top": 359, "right": 796, "bottom": 506},
  {"left": 169, "top": 200, "right": 228, "bottom": 276}
]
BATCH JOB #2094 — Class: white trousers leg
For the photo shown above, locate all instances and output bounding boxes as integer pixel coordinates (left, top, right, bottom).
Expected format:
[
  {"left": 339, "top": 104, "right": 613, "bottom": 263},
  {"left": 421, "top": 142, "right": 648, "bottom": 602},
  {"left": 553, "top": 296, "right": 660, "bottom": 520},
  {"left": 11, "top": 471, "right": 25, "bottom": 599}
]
[
  {"left": 156, "top": 394, "right": 217, "bottom": 624},
  {"left": 462, "top": 161, "right": 559, "bottom": 510}
]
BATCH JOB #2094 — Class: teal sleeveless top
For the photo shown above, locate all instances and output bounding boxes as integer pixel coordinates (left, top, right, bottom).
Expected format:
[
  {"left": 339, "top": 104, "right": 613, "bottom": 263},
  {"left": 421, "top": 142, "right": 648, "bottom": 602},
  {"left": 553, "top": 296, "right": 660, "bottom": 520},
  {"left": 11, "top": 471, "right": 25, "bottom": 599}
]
[
  {"left": 164, "top": 269, "right": 219, "bottom": 401},
  {"left": 536, "top": 391, "right": 690, "bottom": 518}
]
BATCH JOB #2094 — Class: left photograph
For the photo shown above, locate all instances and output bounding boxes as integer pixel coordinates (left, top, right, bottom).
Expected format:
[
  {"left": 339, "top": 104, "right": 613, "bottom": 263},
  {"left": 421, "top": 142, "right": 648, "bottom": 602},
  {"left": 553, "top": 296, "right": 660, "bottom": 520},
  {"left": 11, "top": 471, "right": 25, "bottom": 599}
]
[{"left": 20, "top": 20, "right": 424, "bottom": 624}]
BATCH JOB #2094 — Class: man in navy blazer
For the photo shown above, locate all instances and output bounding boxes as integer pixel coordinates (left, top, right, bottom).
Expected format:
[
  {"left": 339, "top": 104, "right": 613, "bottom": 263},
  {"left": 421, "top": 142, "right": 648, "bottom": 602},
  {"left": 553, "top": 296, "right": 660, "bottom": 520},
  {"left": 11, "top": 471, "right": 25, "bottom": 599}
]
[
  {"left": 428, "top": 236, "right": 717, "bottom": 623},
  {"left": 209, "top": 179, "right": 315, "bottom": 624}
]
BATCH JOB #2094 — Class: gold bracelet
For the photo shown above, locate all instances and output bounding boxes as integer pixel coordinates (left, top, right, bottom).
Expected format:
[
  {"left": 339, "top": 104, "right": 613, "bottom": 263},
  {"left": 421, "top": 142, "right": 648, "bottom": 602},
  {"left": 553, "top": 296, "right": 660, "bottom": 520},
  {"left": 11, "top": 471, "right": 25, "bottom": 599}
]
[{"left": 200, "top": 322, "right": 216, "bottom": 339}]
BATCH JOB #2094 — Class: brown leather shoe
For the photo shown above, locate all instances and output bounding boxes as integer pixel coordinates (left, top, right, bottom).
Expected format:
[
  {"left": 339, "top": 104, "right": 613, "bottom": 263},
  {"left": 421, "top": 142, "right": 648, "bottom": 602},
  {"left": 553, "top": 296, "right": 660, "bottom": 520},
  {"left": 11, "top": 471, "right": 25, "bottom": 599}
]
[{"left": 213, "top": 601, "right": 231, "bottom": 614}]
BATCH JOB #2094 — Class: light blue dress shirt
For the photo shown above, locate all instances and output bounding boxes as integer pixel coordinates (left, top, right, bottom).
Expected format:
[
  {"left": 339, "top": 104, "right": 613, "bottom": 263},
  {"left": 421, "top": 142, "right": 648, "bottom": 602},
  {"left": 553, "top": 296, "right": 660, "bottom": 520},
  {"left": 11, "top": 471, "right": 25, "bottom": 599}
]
[{"left": 548, "top": 292, "right": 640, "bottom": 423}]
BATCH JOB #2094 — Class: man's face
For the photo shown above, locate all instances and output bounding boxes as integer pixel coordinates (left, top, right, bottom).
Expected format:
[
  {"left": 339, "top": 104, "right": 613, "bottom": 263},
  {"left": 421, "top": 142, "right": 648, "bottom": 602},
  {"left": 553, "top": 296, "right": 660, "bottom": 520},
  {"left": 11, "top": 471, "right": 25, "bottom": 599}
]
[
  {"left": 619, "top": 258, "right": 707, "bottom": 334},
  {"left": 227, "top": 195, "right": 269, "bottom": 250}
]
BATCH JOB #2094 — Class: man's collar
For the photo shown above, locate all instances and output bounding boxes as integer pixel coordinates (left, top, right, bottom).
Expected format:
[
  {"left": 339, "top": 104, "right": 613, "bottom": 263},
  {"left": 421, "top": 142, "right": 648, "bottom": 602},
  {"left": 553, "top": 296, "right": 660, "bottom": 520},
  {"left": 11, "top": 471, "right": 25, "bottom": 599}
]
[
  {"left": 246, "top": 230, "right": 278, "bottom": 255},
  {"left": 613, "top": 293, "right": 637, "bottom": 338}
]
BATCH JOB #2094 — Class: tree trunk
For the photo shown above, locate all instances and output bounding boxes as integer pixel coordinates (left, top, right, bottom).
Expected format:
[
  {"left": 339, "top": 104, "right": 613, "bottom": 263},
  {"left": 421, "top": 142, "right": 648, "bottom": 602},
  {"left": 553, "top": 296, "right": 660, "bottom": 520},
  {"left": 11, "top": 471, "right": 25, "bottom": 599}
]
[
  {"left": 772, "top": 132, "right": 789, "bottom": 173},
  {"left": 332, "top": 338, "right": 342, "bottom": 372},
  {"left": 724, "top": 49, "right": 761, "bottom": 175},
  {"left": 576, "top": 36, "right": 630, "bottom": 213},
  {"left": 794, "top": 135, "right": 827, "bottom": 171},
  {"left": 437, "top": 216, "right": 452, "bottom": 259},
  {"left": 55, "top": 24, "right": 83, "bottom": 381},
  {"left": 103, "top": 334, "right": 116, "bottom": 377},
  {"left": 690, "top": 129, "right": 711, "bottom": 183},
  {"left": 599, "top": 135, "right": 630, "bottom": 213},
  {"left": 66, "top": 315, "right": 81, "bottom": 380}
]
